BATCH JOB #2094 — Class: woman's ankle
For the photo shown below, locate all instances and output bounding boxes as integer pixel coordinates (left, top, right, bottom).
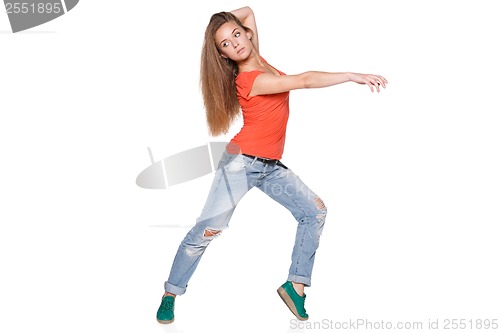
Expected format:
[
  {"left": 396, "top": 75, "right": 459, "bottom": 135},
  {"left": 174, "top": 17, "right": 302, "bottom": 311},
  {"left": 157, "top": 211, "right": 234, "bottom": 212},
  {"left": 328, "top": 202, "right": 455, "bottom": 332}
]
[
  {"left": 291, "top": 282, "right": 305, "bottom": 296},
  {"left": 163, "top": 292, "right": 176, "bottom": 298}
]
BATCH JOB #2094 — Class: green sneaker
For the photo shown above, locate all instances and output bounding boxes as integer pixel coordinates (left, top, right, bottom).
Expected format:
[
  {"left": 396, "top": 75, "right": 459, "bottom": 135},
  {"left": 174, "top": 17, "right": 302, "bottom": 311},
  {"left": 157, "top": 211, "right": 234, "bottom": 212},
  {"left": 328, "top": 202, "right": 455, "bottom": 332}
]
[
  {"left": 156, "top": 295, "right": 175, "bottom": 324},
  {"left": 277, "top": 281, "right": 309, "bottom": 321}
]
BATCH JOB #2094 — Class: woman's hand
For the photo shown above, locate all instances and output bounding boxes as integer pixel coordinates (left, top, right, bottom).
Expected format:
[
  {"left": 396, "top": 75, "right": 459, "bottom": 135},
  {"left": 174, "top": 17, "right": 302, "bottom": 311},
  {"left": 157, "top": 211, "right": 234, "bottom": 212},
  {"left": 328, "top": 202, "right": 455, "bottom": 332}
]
[
  {"left": 230, "top": 6, "right": 259, "bottom": 52},
  {"left": 348, "top": 73, "right": 388, "bottom": 92}
]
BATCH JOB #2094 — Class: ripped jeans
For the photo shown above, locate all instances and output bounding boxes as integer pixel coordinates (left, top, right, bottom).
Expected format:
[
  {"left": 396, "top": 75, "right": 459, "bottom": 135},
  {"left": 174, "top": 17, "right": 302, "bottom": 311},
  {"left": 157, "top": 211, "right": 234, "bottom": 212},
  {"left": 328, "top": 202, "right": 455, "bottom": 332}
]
[{"left": 164, "top": 152, "right": 327, "bottom": 295}]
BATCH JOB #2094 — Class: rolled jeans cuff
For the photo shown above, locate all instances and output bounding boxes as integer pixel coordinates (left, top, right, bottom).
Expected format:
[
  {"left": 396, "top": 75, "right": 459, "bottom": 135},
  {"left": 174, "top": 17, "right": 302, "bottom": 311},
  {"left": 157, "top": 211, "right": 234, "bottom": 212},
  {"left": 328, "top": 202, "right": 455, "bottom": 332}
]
[
  {"left": 288, "top": 274, "right": 312, "bottom": 287},
  {"left": 165, "top": 281, "right": 186, "bottom": 296}
]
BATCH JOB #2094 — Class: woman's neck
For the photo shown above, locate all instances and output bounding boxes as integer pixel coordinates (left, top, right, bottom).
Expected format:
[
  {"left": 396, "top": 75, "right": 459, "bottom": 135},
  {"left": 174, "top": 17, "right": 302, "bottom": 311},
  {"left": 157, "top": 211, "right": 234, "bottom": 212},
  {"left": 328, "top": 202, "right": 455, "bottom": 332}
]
[{"left": 237, "top": 51, "right": 265, "bottom": 73}]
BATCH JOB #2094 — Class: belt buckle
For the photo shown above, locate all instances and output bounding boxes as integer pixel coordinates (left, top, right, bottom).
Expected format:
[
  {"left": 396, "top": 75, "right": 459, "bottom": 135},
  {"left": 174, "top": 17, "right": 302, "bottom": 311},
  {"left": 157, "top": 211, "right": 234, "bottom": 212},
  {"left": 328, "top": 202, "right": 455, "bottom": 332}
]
[
  {"left": 266, "top": 157, "right": 278, "bottom": 165},
  {"left": 262, "top": 157, "right": 274, "bottom": 164}
]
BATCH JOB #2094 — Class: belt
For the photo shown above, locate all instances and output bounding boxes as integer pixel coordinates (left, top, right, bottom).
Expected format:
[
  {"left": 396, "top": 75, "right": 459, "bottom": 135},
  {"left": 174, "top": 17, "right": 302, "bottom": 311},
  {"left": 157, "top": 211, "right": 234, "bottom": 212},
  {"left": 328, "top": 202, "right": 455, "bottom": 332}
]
[{"left": 242, "top": 154, "right": 288, "bottom": 169}]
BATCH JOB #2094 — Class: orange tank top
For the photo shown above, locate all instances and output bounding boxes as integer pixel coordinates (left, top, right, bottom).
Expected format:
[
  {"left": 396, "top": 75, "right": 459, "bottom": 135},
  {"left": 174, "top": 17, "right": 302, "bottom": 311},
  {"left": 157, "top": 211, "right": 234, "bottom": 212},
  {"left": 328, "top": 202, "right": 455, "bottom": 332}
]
[{"left": 228, "top": 58, "right": 289, "bottom": 160}]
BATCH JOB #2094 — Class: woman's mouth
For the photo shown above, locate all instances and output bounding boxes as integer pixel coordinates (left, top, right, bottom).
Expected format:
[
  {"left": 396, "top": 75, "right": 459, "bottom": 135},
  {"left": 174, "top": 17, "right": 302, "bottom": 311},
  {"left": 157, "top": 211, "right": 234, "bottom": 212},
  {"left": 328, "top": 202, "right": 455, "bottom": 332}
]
[{"left": 237, "top": 47, "right": 245, "bottom": 55}]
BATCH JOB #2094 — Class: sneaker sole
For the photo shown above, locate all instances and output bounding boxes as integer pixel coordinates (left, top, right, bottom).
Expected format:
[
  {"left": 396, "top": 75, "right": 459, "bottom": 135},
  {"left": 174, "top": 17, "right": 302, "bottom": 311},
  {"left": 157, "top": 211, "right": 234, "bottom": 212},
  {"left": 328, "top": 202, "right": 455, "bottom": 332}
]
[
  {"left": 277, "top": 286, "right": 308, "bottom": 321},
  {"left": 157, "top": 318, "right": 174, "bottom": 324}
]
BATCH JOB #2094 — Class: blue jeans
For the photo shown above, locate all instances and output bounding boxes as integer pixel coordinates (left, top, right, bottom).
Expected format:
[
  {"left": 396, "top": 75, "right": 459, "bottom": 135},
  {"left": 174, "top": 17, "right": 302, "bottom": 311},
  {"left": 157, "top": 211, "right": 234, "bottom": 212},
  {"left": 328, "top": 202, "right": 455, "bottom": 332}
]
[{"left": 165, "top": 152, "right": 327, "bottom": 295}]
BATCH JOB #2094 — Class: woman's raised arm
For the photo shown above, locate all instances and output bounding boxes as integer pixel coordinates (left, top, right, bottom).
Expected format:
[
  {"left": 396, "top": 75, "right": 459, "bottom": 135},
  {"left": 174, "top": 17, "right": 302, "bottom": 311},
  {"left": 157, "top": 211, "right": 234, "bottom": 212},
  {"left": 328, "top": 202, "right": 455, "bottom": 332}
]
[
  {"left": 230, "top": 6, "right": 259, "bottom": 52},
  {"left": 250, "top": 71, "right": 388, "bottom": 97}
]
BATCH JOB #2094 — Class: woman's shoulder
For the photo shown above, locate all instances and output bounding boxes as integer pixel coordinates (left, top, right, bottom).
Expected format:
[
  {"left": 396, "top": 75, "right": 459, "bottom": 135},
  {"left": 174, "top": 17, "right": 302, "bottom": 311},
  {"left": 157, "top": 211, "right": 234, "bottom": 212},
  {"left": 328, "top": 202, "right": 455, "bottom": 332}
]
[
  {"left": 236, "top": 55, "right": 269, "bottom": 78},
  {"left": 236, "top": 70, "right": 264, "bottom": 90}
]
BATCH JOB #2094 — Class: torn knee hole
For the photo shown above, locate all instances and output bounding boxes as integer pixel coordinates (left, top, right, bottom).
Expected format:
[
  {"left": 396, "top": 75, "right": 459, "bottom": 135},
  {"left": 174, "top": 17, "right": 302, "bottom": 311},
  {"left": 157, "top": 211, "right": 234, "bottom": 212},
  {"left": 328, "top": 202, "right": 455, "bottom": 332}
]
[
  {"left": 204, "top": 228, "right": 222, "bottom": 237},
  {"left": 314, "top": 197, "right": 326, "bottom": 210}
]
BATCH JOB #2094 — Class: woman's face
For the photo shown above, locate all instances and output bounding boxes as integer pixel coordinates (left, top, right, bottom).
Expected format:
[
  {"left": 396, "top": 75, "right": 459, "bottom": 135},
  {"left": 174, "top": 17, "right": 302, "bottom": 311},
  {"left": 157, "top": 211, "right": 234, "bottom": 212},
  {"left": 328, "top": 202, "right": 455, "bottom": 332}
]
[{"left": 215, "top": 21, "right": 253, "bottom": 61}]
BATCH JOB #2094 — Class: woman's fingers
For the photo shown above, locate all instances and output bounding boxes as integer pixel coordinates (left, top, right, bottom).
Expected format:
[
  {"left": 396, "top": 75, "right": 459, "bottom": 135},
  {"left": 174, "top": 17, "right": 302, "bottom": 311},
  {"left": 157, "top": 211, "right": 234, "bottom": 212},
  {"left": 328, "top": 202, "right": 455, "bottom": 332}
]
[
  {"left": 365, "top": 76, "right": 378, "bottom": 92},
  {"left": 377, "top": 75, "right": 387, "bottom": 88},
  {"left": 368, "top": 74, "right": 387, "bottom": 92},
  {"left": 352, "top": 73, "right": 388, "bottom": 92}
]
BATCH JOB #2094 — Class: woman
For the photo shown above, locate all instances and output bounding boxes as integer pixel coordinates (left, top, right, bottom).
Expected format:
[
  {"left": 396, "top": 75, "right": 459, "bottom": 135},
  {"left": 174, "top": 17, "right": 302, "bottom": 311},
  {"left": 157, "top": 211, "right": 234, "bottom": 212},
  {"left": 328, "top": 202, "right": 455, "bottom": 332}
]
[{"left": 157, "top": 7, "right": 387, "bottom": 324}]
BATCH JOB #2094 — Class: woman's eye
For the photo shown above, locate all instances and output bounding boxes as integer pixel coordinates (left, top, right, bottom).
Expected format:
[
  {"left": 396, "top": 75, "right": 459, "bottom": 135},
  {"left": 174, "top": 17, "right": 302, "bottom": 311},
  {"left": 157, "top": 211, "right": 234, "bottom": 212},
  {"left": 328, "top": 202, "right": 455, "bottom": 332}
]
[
  {"left": 235, "top": 32, "right": 240, "bottom": 37},
  {"left": 222, "top": 42, "right": 229, "bottom": 47}
]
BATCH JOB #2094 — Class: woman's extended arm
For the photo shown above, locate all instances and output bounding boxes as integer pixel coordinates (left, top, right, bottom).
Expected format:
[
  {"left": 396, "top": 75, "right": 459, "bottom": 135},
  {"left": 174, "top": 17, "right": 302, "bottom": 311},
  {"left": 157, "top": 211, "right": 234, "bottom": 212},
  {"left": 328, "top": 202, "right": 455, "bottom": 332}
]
[
  {"left": 250, "top": 71, "right": 388, "bottom": 96},
  {"left": 230, "top": 6, "right": 259, "bottom": 52}
]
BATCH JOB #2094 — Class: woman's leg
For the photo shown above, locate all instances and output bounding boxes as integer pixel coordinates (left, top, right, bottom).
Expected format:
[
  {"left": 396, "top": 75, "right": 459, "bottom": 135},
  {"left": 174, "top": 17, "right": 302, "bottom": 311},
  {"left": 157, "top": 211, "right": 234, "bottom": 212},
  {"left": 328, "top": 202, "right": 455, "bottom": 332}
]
[
  {"left": 258, "top": 165, "right": 327, "bottom": 286},
  {"left": 257, "top": 164, "right": 326, "bottom": 320},
  {"left": 164, "top": 153, "right": 252, "bottom": 296}
]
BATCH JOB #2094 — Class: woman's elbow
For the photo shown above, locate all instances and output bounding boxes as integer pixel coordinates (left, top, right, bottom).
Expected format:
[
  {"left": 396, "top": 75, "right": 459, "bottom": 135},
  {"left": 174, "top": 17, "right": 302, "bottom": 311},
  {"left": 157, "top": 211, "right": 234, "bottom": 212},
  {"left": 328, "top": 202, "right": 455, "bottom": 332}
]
[{"left": 299, "top": 72, "right": 313, "bottom": 89}]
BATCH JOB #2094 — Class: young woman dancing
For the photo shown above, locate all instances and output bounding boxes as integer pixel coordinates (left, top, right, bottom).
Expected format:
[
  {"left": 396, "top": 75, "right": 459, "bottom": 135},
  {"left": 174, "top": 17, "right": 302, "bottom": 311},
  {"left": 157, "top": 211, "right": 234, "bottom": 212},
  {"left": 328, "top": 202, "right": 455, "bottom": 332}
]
[{"left": 157, "top": 6, "right": 388, "bottom": 324}]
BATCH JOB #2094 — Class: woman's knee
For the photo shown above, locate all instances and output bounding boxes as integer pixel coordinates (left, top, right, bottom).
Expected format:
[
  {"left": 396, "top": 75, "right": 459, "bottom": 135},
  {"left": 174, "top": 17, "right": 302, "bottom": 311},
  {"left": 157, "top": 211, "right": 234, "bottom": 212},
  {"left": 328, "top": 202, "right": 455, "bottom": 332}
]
[
  {"left": 181, "top": 226, "right": 224, "bottom": 257},
  {"left": 313, "top": 196, "right": 327, "bottom": 219},
  {"left": 203, "top": 227, "right": 223, "bottom": 238},
  {"left": 312, "top": 197, "right": 327, "bottom": 240}
]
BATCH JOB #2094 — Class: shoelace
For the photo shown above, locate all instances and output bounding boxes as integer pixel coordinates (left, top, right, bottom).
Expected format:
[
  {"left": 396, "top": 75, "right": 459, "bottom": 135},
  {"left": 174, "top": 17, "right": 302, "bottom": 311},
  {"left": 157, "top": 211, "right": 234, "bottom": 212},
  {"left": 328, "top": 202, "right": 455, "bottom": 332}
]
[{"left": 159, "top": 298, "right": 174, "bottom": 312}]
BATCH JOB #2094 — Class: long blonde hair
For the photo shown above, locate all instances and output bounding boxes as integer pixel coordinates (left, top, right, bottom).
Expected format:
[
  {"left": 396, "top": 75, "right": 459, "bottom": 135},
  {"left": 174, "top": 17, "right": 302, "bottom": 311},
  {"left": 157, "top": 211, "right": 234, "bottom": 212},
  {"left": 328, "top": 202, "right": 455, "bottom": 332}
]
[{"left": 200, "top": 12, "right": 251, "bottom": 136}]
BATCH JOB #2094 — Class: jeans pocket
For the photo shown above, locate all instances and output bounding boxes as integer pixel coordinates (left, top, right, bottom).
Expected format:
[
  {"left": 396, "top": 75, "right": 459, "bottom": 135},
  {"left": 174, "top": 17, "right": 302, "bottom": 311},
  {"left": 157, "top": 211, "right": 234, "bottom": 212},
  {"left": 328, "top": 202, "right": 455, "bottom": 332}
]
[{"left": 223, "top": 158, "right": 246, "bottom": 173}]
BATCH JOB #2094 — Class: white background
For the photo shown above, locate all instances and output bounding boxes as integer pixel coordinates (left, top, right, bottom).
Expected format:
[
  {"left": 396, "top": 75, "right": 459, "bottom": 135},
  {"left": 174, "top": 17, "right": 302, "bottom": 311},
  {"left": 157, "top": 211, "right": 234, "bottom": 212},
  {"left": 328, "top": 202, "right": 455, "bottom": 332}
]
[{"left": 1, "top": 1, "right": 499, "bottom": 332}]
